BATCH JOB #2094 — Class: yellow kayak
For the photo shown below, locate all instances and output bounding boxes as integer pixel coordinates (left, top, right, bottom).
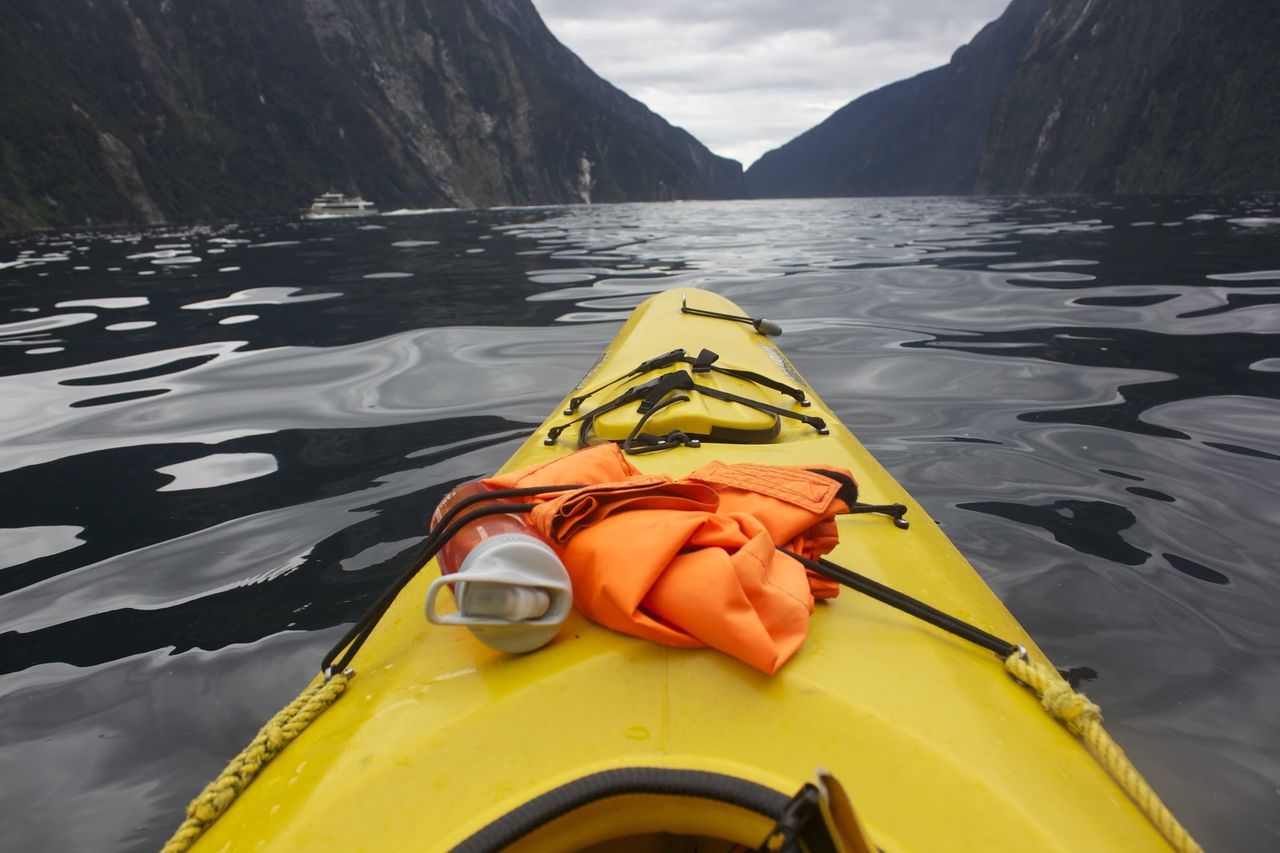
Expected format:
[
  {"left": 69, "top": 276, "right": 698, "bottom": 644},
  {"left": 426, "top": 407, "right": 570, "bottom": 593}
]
[{"left": 179, "top": 289, "right": 1188, "bottom": 851}]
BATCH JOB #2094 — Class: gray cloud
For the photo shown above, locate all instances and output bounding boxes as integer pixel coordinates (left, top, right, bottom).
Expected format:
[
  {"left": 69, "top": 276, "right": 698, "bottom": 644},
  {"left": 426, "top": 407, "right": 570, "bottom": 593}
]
[{"left": 531, "top": 0, "right": 1013, "bottom": 166}]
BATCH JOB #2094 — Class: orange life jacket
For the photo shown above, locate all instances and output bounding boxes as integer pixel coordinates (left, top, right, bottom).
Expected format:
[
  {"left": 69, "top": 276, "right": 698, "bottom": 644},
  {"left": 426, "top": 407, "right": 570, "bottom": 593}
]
[{"left": 483, "top": 444, "right": 852, "bottom": 674}]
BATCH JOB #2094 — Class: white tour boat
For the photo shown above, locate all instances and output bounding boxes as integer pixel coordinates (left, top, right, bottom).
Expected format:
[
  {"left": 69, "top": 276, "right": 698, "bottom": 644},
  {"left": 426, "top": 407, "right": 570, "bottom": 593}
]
[{"left": 303, "top": 192, "right": 379, "bottom": 219}]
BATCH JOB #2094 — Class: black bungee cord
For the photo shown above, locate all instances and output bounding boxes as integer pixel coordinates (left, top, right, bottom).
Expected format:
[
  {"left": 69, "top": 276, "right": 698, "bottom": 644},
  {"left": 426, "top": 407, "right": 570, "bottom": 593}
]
[
  {"left": 321, "top": 483, "right": 583, "bottom": 676},
  {"left": 323, "top": 472, "right": 1020, "bottom": 679}
]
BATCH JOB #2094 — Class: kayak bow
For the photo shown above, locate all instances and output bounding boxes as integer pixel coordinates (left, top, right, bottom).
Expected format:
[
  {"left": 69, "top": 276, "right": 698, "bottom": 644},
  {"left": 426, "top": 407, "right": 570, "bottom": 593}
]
[{"left": 171, "top": 289, "right": 1196, "bottom": 852}]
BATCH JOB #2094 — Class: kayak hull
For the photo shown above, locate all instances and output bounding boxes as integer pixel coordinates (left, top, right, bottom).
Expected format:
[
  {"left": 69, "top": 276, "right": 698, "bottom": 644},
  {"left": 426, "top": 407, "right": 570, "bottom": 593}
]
[{"left": 194, "top": 289, "right": 1168, "bottom": 851}]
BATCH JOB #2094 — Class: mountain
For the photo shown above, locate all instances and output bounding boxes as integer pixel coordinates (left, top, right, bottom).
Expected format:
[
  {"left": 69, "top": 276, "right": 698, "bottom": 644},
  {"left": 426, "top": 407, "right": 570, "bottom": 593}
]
[
  {"left": 745, "top": 0, "right": 1050, "bottom": 198},
  {"left": 976, "top": 0, "right": 1280, "bottom": 194},
  {"left": 0, "top": 0, "right": 742, "bottom": 232}
]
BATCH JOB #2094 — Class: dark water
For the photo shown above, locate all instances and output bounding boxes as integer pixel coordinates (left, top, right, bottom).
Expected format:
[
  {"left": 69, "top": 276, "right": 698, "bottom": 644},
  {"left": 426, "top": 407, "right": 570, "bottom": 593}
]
[{"left": 2, "top": 197, "right": 1278, "bottom": 851}]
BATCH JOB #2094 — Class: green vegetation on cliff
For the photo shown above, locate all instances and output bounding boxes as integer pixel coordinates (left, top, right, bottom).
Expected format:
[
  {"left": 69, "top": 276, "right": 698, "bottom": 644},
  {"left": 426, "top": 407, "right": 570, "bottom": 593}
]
[
  {"left": 0, "top": 0, "right": 742, "bottom": 231},
  {"left": 977, "top": 0, "right": 1280, "bottom": 194}
]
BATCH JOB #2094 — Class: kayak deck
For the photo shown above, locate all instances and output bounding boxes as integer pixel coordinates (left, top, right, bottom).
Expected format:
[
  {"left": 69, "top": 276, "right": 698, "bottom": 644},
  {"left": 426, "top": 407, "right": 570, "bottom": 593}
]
[{"left": 194, "top": 289, "right": 1168, "bottom": 851}]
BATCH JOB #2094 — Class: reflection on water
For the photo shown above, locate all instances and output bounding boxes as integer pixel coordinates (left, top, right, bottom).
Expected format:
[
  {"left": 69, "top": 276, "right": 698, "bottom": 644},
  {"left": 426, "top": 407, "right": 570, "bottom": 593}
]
[
  {"left": 1, "top": 195, "right": 1278, "bottom": 850},
  {"left": 155, "top": 452, "right": 279, "bottom": 492}
]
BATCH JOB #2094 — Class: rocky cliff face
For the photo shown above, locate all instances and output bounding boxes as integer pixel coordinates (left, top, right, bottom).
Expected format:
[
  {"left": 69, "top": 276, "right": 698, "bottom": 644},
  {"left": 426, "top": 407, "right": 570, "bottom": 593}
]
[
  {"left": 745, "top": 0, "right": 1049, "bottom": 198},
  {"left": 0, "top": 0, "right": 742, "bottom": 231},
  {"left": 976, "top": 0, "right": 1280, "bottom": 194}
]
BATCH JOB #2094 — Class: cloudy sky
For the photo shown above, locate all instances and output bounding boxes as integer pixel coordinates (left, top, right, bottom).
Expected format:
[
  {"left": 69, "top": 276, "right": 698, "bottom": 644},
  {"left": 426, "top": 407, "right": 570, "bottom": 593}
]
[{"left": 531, "top": 0, "right": 1014, "bottom": 168}]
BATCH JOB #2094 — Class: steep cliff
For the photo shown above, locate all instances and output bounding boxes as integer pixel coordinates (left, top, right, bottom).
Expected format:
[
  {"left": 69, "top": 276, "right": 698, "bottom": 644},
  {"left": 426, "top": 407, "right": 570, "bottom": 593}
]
[
  {"left": 745, "top": 0, "right": 1049, "bottom": 198},
  {"left": 0, "top": 0, "right": 742, "bottom": 231},
  {"left": 977, "top": 0, "right": 1280, "bottom": 193}
]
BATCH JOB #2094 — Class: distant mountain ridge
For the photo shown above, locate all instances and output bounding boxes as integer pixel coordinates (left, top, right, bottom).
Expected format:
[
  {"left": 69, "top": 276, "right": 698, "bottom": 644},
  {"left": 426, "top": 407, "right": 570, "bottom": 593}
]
[
  {"left": 977, "top": 0, "right": 1280, "bottom": 193},
  {"left": 746, "top": 0, "right": 1050, "bottom": 198},
  {"left": 748, "top": 0, "right": 1277, "bottom": 198},
  {"left": 0, "top": 0, "right": 742, "bottom": 231}
]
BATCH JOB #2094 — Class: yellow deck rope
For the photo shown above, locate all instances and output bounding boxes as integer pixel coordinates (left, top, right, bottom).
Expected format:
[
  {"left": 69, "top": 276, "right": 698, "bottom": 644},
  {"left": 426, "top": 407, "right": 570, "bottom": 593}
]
[
  {"left": 1004, "top": 652, "right": 1202, "bottom": 853},
  {"left": 160, "top": 671, "right": 350, "bottom": 853}
]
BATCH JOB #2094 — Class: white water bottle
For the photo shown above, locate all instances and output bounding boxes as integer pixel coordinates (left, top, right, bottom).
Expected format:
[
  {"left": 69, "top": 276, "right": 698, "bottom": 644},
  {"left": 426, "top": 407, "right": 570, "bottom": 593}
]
[{"left": 424, "top": 481, "right": 572, "bottom": 653}]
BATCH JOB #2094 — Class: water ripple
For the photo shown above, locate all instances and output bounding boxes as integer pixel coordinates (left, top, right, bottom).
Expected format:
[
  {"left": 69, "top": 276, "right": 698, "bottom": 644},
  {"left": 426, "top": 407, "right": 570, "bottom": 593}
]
[{"left": 0, "top": 195, "right": 1277, "bottom": 850}]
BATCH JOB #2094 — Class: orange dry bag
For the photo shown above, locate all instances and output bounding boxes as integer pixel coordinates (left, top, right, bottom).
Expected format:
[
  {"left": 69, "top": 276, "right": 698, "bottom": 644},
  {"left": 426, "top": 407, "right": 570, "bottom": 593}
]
[{"left": 484, "top": 445, "right": 852, "bottom": 674}]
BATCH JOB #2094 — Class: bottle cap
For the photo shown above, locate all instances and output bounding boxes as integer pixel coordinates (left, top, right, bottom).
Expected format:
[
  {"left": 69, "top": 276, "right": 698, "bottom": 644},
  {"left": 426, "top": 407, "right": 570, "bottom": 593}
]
[{"left": 425, "top": 534, "right": 572, "bottom": 653}]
